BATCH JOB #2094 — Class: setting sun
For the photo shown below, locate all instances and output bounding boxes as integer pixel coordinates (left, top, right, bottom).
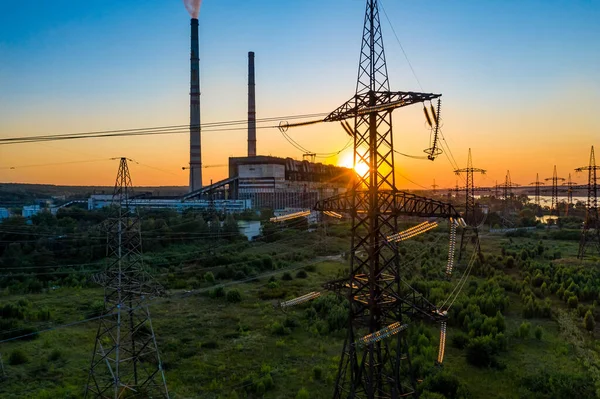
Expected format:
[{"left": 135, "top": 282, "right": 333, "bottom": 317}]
[{"left": 338, "top": 152, "right": 370, "bottom": 177}]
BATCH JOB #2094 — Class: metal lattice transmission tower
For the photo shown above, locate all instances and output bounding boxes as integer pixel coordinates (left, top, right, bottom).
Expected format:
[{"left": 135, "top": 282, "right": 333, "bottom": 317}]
[
  {"left": 496, "top": 170, "right": 519, "bottom": 226},
  {"left": 575, "top": 146, "right": 600, "bottom": 258},
  {"left": 85, "top": 158, "right": 169, "bottom": 399},
  {"left": 313, "top": 0, "right": 459, "bottom": 397},
  {"left": 431, "top": 179, "right": 438, "bottom": 194},
  {"left": 545, "top": 165, "right": 566, "bottom": 216},
  {"left": 453, "top": 149, "right": 485, "bottom": 260},
  {"left": 563, "top": 173, "right": 577, "bottom": 216},
  {"left": 529, "top": 173, "right": 545, "bottom": 215},
  {"left": 454, "top": 149, "right": 486, "bottom": 226}
]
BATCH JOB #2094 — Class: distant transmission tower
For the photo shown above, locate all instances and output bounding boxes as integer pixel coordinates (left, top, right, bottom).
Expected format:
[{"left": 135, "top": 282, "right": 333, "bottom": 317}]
[
  {"left": 454, "top": 149, "right": 486, "bottom": 227},
  {"left": 563, "top": 173, "right": 577, "bottom": 216},
  {"left": 575, "top": 146, "right": 600, "bottom": 258},
  {"left": 497, "top": 170, "right": 519, "bottom": 227},
  {"left": 431, "top": 179, "right": 438, "bottom": 194},
  {"left": 454, "top": 149, "right": 485, "bottom": 259},
  {"left": 529, "top": 173, "right": 544, "bottom": 216},
  {"left": 545, "top": 165, "right": 565, "bottom": 216},
  {"left": 85, "top": 158, "right": 169, "bottom": 399}
]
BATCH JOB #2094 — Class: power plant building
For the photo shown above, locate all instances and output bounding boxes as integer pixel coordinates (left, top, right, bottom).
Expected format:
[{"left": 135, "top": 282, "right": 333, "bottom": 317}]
[{"left": 227, "top": 156, "right": 353, "bottom": 210}]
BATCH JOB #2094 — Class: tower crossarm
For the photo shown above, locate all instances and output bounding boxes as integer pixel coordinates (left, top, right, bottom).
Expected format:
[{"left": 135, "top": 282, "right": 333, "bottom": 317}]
[
  {"left": 454, "top": 168, "right": 486, "bottom": 174},
  {"left": 315, "top": 190, "right": 461, "bottom": 219},
  {"left": 324, "top": 91, "right": 441, "bottom": 123},
  {"left": 323, "top": 278, "right": 448, "bottom": 324}
]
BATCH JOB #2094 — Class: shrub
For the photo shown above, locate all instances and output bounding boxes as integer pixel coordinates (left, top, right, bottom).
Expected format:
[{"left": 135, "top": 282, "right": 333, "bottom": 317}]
[
  {"left": 204, "top": 272, "right": 215, "bottom": 284},
  {"left": 209, "top": 286, "right": 225, "bottom": 298},
  {"left": 48, "top": 348, "right": 63, "bottom": 362},
  {"left": 227, "top": 289, "right": 242, "bottom": 303},
  {"left": 8, "top": 349, "right": 28, "bottom": 365},
  {"left": 466, "top": 336, "right": 495, "bottom": 368},
  {"left": 534, "top": 326, "right": 543, "bottom": 340},
  {"left": 296, "top": 270, "right": 308, "bottom": 279},
  {"left": 518, "top": 322, "right": 531, "bottom": 339},
  {"left": 296, "top": 388, "right": 310, "bottom": 399},
  {"left": 451, "top": 332, "right": 470, "bottom": 349},
  {"left": 567, "top": 295, "right": 579, "bottom": 309},
  {"left": 313, "top": 366, "right": 323, "bottom": 380},
  {"left": 271, "top": 322, "right": 290, "bottom": 336},
  {"left": 86, "top": 300, "right": 105, "bottom": 318},
  {"left": 282, "top": 272, "right": 293, "bottom": 281},
  {"left": 584, "top": 310, "right": 595, "bottom": 332}
]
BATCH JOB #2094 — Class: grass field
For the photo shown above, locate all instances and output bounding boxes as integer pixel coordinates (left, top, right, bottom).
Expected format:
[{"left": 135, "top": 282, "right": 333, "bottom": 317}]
[{"left": 1, "top": 227, "right": 599, "bottom": 398}]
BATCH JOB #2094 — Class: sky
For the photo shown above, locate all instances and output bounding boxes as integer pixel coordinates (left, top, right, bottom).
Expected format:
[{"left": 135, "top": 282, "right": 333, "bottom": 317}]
[{"left": 0, "top": 0, "right": 599, "bottom": 189}]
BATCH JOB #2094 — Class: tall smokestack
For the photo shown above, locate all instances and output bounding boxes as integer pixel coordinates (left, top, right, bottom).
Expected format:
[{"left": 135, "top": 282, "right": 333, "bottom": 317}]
[
  {"left": 189, "top": 18, "right": 202, "bottom": 191},
  {"left": 247, "top": 51, "right": 256, "bottom": 157}
]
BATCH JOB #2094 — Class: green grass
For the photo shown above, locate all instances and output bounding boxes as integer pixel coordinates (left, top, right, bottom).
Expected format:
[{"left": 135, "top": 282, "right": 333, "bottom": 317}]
[{"left": 1, "top": 228, "right": 600, "bottom": 398}]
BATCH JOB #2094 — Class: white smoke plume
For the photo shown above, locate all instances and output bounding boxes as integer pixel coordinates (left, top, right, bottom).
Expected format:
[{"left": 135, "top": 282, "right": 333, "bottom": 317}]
[{"left": 183, "top": 0, "right": 202, "bottom": 18}]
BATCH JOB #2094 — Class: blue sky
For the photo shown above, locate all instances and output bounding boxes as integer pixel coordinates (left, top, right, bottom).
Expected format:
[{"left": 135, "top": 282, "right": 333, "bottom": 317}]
[{"left": 0, "top": 1, "right": 598, "bottom": 186}]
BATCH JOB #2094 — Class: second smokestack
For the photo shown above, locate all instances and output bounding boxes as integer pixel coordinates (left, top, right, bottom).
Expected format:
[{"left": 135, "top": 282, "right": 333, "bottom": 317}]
[{"left": 247, "top": 51, "right": 256, "bottom": 157}]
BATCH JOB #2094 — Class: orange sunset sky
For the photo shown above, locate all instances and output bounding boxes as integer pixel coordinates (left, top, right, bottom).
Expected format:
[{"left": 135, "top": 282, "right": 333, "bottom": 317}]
[{"left": 1, "top": 1, "right": 598, "bottom": 189}]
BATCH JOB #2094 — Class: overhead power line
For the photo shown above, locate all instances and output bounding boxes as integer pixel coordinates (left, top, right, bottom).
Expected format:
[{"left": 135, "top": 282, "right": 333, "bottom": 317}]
[{"left": 0, "top": 113, "right": 328, "bottom": 146}]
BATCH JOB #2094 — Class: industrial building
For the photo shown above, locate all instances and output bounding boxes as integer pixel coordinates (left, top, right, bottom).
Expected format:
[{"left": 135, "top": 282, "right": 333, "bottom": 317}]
[{"left": 227, "top": 155, "right": 352, "bottom": 209}]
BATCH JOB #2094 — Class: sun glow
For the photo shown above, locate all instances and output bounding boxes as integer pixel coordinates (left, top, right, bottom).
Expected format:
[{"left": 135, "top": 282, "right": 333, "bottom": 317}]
[{"left": 339, "top": 153, "right": 370, "bottom": 177}]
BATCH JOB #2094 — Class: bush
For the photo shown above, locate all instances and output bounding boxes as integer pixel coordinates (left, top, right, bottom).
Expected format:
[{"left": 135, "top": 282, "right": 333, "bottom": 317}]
[
  {"left": 296, "top": 270, "right": 308, "bottom": 279},
  {"left": 48, "top": 348, "right": 63, "bottom": 362},
  {"left": 8, "top": 349, "right": 28, "bottom": 365},
  {"left": 204, "top": 272, "right": 215, "bottom": 284},
  {"left": 227, "top": 289, "right": 242, "bottom": 303},
  {"left": 518, "top": 322, "right": 531, "bottom": 339},
  {"left": 313, "top": 366, "right": 323, "bottom": 380},
  {"left": 534, "top": 326, "right": 543, "bottom": 340},
  {"left": 451, "top": 332, "right": 470, "bottom": 349},
  {"left": 209, "top": 286, "right": 225, "bottom": 298},
  {"left": 466, "top": 336, "right": 495, "bottom": 368},
  {"left": 296, "top": 388, "right": 310, "bottom": 399},
  {"left": 86, "top": 300, "right": 105, "bottom": 318},
  {"left": 584, "top": 310, "right": 595, "bottom": 332},
  {"left": 271, "top": 321, "right": 290, "bottom": 336},
  {"left": 282, "top": 272, "right": 293, "bottom": 281},
  {"left": 567, "top": 295, "right": 578, "bottom": 309}
]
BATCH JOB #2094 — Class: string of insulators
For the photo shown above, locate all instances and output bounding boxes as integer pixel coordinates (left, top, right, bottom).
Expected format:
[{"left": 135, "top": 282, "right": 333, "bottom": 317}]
[
  {"left": 357, "top": 322, "right": 408, "bottom": 347},
  {"left": 423, "top": 104, "right": 433, "bottom": 128},
  {"left": 269, "top": 210, "right": 311, "bottom": 222},
  {"left": 424, "top": 99, "right": 442, "bottom": 161},
  {"left": 446, "top": 219, "right": 457, "bottom": 277},
  {"left": 323, "top": 211, "right": 343, "bottom": 219},
  {"left": 455, "top": 217, "right": 467, "bottom": 228},
  {"left": 387, "top": 221, "right": 439, "bottom": 243},
  {"left": 437, "top": 321, "right": 447, "bottom": 364},
  {"left": 340, "top": 121, "right": 354, "bottom": 137},
  {"left": 280, "top": 291, "right": 321, "bottom": 309},
  {"left": 430, "top": 102, "right": 438, "bottom": 125}
]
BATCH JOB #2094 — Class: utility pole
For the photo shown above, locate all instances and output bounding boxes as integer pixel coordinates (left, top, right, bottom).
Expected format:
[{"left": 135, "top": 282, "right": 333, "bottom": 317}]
[
  {"left": 313, "top": 1, "right": 460, "bottom": 397},
  {"left": 85, "top": 158, "right": 169, "bottom": 399},
  {"left": 545, "top": 165, "right": 566, "bottom": 217},
  {"left": 530, "top": 173, "right": 545, "bottom": 216},
  {"left": 575, "top": 146, "right": 600, "bottom": 258}
]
